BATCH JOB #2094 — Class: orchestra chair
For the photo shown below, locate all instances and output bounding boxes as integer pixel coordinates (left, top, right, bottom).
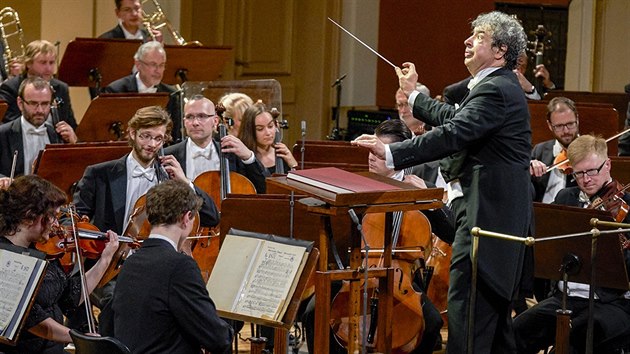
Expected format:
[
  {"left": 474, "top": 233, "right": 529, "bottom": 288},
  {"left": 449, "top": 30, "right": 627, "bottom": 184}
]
[{"left": 69, "top": 329, "right": 131, "bottom": 354}]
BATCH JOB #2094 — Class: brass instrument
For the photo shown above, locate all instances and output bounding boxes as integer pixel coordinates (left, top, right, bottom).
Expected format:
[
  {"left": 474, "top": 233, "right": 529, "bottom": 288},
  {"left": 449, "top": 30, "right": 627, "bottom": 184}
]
[
  {"left": 141, "top": 0, "right": 201, "bottom": 46},
  {"left": 0, "top": 7, "right": 25, "bottom": 77}
]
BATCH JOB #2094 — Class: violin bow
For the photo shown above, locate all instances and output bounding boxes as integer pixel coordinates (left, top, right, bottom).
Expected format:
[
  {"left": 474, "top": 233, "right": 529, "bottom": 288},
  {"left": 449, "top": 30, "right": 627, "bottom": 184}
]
[
  {"left": 67, "top": 205, "right": 98, "bottom": 334},
  {"left": 546, "top": 127, "right": 630, "bottom": 173},
  {"left": 9, "top": 150, "right": 18, "bottom": 184}
]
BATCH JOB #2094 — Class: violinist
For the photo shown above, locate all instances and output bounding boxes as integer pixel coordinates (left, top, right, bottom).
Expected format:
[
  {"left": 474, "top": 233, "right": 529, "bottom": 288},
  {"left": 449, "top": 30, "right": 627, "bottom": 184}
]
[
  {"left": 238, "top": 101, "right": 298, "bottom": 175},
  {"left": 0, "top": 77, "right": 78, "bottom": 188},
  {"left": 0, "top": 175, "right": 119, "bottom": 354},
  {"left": 164, "top": 94, "right": 267, "bottom": 193},
  {"left": 72, "top": 106, "right": 218, "bottom": 313},
  {"left": 514, "top": 135, "right": 630, "bottom": 353},
  {"left": 107, "top": 180, "right": 233, "bottom": 354},
  {"left": 530, "top": 97, "right": 580, "bottom": 203}
]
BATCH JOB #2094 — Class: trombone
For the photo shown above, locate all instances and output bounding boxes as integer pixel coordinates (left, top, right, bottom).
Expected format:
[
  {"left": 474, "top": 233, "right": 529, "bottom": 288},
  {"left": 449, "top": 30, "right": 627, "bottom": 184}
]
[
  {"left": 0, "top": 7, "right": 25, "bottom": 77},
  {"left": 141, "top": 0, "right": 202, "bottom": 46}
]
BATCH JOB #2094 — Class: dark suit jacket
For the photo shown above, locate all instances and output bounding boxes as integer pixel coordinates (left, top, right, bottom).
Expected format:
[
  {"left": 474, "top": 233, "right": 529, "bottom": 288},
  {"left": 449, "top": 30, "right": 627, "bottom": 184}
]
[
  {"left": 390, "top": 67, "right": 532, "bottom": 300},
  {"left": 73, "top": 155, "right": 219, "bottom": 234},
  {"left": 98, "top": 24, "right": 150, "bottom": 41},
  {"left": 410, "top": 160, "right": 441, "bottom": 185},
  {"left": 0, "top": 75, "right": 77, "bottom": 129},
  {"left": 164, "top": 138, "right": 268, "bottom": 193},
  {"left": 0, "top": 119, "right": 61, "bottom": 177},
  {"left": 442, "top": 77, "right": 471, "bottom": 106},
  {"left": 618, "top": 83, "right": 630, "bottom": 156},
  {"left": 111, "top": 238, "right": 233, "bottom": 354},
  {"left": 103, "top": 74, "right": 182, "bottom": 143},
  {"left": 531, "top": 139, "right": 577, "bottom": 202}
]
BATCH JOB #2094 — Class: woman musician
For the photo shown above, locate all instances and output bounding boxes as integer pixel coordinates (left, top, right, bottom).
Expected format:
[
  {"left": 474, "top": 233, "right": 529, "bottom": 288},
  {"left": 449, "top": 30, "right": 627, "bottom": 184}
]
[{"left": 0, "top": 175, "right": 118, "bottom": 354}]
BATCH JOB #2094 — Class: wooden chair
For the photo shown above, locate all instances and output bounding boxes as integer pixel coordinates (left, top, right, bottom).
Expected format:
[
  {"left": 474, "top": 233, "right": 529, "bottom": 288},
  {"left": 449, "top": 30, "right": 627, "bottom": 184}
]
[{"left": 69, "top": 329, "right": 131, "bottom": 354}]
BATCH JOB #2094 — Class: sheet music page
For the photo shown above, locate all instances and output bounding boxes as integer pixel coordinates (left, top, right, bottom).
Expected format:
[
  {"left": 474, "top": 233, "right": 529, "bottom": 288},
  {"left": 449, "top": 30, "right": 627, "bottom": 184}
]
[
  {"left": 0, "top": 250, "right": 42, "bottom": 337},
  {"left": 206, "top": 235, "right": 262, "bottom": 312},
  {"left": 233, "top": 241, "right": 307, "bottom": 320}
]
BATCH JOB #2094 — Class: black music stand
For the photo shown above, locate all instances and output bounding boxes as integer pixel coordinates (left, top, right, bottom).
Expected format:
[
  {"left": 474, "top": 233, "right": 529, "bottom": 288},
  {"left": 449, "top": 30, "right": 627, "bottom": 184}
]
[
  {"left": 532, "top": 203, "right": 629, "bottom": 353},
  {"left": 75, "top": 93, "right": 169, "bottom": 142}
]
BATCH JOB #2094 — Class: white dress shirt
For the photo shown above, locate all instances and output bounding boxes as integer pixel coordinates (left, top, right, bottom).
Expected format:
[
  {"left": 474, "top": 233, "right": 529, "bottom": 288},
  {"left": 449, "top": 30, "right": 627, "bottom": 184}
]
[
  {"left": 124, "top": 154, "right": 158, "bottom": 232},
  {"left": 186, "top": 138, "right": 220, "bottom": 180},
  {"left": 20, "top": 116, "right": 50, "bottom": 175}
]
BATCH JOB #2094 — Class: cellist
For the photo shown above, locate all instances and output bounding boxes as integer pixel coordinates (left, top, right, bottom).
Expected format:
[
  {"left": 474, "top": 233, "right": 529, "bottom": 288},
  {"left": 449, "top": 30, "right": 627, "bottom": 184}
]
[
  {"left": 514, "top": 134, "right": 630, "bottom": 353},
  {"left": 303, "top": 119, "right": 455, "bottom": 354},
  {"left": 163, "top": 94, "right": 267, "bottom": 193},
  {"left": 0, "top": 175, "right": 118, "bottom": 354},
  {"left": 71, "top": 106, "right": 219, "bottom": 324}
]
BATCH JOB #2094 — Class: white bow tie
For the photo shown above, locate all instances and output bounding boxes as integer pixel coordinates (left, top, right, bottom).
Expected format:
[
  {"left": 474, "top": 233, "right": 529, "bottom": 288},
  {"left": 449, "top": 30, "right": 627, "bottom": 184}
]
[
  {"left": 191, "top": 146, "right": 212, "bottom": 160},
  {"left": 132, "top": 166, "right": 155, "bottom": 182},
  {"left": 27, "top": 126, "right": 47, "bottom": 136}
]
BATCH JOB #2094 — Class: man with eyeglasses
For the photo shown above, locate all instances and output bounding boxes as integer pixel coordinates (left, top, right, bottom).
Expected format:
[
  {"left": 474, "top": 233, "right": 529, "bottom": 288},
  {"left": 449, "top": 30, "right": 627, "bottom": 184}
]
[
  {"left": 164, "top": 95, "right": 267, "bottom": 193},
  {"left": 72, "top": 105, "right": 220, "bottom": 331},
  {"left": 514, "top": 134, "right": 630, "bottom": 353},
  {"left": 103, "top": 41, "right": 181, "bottom": 142},
  {"left": 530, "top": 97, "right": 580, "bottom": 203},
  {"left": 0, "top": 40, "right": 77, "bottom": 130},
  {"left": 0, "top": 77, "right": 78, "bottom": 188},
  {"left": 99, "top": 0, "right": 163, "bottom": 42}
]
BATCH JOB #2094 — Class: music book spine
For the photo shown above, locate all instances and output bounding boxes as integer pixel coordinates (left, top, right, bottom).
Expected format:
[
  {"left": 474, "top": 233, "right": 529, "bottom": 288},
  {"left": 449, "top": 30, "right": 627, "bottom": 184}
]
[{"left": 287, "top": 167, "right": 400, "bottom": 193}]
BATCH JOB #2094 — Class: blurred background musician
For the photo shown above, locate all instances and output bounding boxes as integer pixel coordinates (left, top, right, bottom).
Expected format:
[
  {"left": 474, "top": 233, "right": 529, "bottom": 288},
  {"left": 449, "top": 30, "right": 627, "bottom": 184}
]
[
  {"left": 0, "top": 175, "right": 118, "bottom": 354},
  {"left": 617, "top": 83, "right": 630, "bottom": 156},
  {"left": 514, "top": 134, "right": 630, "bottom": 353},
  {"left": 238, "top": 101, "right": 298, "bottom": 175},
  {"left": 164, "top": 94, "right": 267, "bottom": 193},
  {"left": 99, "top": 0, "right": 162, "bottom": 43},
  {"left": 217, "top": 92, "right": 254, "bottom": 137},
  {"left": 0, "top": 40, "right": 77, "bottom": 129},
  {"left": 102, "top": 41, "right": 182, "bottom": 143},
  {"left": 530, "top": 96, "right": 580, "bottom": 203},
  {"left": 0, "top": 77, "right": 77, "bottom": 188},
  {"left": 109, "top": 180, "right": 232, "bottom": 354}
]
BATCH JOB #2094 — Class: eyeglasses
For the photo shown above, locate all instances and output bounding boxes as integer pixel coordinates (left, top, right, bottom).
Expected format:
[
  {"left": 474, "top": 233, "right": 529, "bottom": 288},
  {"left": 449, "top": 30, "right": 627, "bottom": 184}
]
[
  {"left": 22, "top": 100, "right": 51, "bottom": 109},
  {"left": 572, "top": 160, "right": 607, "bottom": 179},
  {"left": 184, "top": 113, "right": 215, "bottom": 122},
  {"left": 136, "top": 132, "right": 165, "bottom": 144},
  {"left": 550, "top": 121, "right": 578, "bottom": 132},
  {"left": 138, "top": 60, "right": 166, "bottom": 70},
  {"left": 120, "top": 6, "right": 142, "bottom": 14}
]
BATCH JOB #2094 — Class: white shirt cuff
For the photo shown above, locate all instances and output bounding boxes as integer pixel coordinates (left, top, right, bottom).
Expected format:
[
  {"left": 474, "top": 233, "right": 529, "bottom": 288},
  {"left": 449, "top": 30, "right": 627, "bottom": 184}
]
[
  {"left": 241, "top": 151, "right": 256, "bottom": 165},
  {"left": 385, "top": 144, "right": 395, "bottom": 169},
  {"left": 408, "top": 90, "right": 419, "bottom": 108}
]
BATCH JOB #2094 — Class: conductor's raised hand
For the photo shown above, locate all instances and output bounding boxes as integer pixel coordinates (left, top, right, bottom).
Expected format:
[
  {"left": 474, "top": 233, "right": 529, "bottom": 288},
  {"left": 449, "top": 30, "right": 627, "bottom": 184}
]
[
  {"left": 352, "top": 134, "right": 386, "bottom": 160},
  {"left": 395, "top": 62, "right": 418, "bottom": 97}
]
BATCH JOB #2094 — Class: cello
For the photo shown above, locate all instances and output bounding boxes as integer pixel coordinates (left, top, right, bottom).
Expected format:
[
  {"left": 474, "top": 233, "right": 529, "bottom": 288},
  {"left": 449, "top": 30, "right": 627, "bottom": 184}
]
[
  {"left": 190, "top": 103, "right": 256, "bottom": 281},
  {"left": 330, "top": 209, "right": 432, "bottom": 353}
]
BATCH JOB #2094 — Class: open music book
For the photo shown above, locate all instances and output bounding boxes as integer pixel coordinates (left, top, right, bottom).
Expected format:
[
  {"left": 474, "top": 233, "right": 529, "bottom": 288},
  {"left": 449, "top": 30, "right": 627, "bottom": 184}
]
[
  {"left": 0, "top": 245, "right": 47, "bottom": 346},
  {"left": 206, "top": 229, "right": 313, "bottom": 324}
]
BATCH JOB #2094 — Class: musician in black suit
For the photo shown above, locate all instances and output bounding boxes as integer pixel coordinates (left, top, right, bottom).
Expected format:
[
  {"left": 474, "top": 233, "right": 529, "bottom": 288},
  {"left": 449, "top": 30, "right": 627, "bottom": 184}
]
[
  {"left": 103, "top": 41, "right": 181, "bottom": 142},
  {"left": 0, "top": 40, "right": 77, "bottom": 130},
  {"left": 109, "top": 180, "right": 233, "bottom": 354},
  {"left": 530, "top": 97, "right": 580, "bottom": 203},
  {"left": 0, "top": 77, "right": 77, "bottom": 188},
  {"left": 514, "top": 135, "right": 630, "bottom": 353},
  {"left": 98, "top": 0, "right": 161, "bottom": 42},
  {"left": 355, "top": 12, "right": 531, "bottom": 353},
  {"left": 164, "top": 95, "right": 267, "bottom": 193}
]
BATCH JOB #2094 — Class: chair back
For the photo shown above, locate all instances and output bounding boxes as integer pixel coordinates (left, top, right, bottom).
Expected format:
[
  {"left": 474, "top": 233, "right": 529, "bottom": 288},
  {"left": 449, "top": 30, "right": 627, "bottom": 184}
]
[{"left": 69, "top": 329, "right": 131, "bottom": 354}]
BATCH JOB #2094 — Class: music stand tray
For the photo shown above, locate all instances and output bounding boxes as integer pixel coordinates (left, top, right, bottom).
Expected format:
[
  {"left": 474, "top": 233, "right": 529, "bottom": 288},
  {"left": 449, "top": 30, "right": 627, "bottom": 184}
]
[
  {"left": 76, "top": 93, "right": 170, "bottom": 142},
  {"left": 533, "top": 202, "right": 629, "bottom": 290}
]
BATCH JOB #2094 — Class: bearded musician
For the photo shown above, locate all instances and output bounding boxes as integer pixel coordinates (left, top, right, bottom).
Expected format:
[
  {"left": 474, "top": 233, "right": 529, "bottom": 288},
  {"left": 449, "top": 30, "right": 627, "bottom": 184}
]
[{"left": 514, "top": 135, "right": 630, "bottom": 353}]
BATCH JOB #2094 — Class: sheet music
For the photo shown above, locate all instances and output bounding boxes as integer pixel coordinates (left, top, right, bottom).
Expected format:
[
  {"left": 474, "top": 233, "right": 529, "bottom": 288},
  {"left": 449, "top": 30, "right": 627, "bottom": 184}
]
[
  {"left": 0, "top": 250, "right": 43, "bottom": 337},
  {"left": 234, "top": 242, "right": 307, "bottom": 320}
]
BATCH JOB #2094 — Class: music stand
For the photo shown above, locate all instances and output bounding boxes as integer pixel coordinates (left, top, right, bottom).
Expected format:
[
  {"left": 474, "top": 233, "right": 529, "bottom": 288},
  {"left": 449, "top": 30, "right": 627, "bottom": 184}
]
[
  {"left": 161, "top": 44, "right": 232, "bottom": 85},
  {"left": 57, "top": 38, "right": 142, "bottom": 89},
  {"left": 76, "top": 93, "right": 170, "bottom": 142},
  {"left": 183, "top": 79, "right": 283, "bottom": 111}
]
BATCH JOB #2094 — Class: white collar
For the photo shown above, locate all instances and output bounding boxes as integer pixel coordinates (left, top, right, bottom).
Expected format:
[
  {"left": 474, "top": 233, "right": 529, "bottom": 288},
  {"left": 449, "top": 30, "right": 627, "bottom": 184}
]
[
  {"left": 20, "top": 116, "right": 47, "bottom": 133},
  {"left": 118, "top": 19, "right": 144, "bottom": 40},
  {"left": 148, "top": 233, "right": 178, "bottom": 251},
  {"left": 467, "top": 67, "right": 501, "bottom": 90},
  {"left": 135, "top": 73, "right": 157, "bottom": 93}
]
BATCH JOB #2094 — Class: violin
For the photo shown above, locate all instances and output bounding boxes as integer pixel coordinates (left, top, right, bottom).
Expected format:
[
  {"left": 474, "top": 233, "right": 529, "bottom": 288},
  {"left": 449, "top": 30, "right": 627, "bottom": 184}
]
[
  {"left": 330, "top": 210, "right": 431, "bottom": 353},
  {"left": 589, "top": 180, "right": 630, "bottom": 249}
]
